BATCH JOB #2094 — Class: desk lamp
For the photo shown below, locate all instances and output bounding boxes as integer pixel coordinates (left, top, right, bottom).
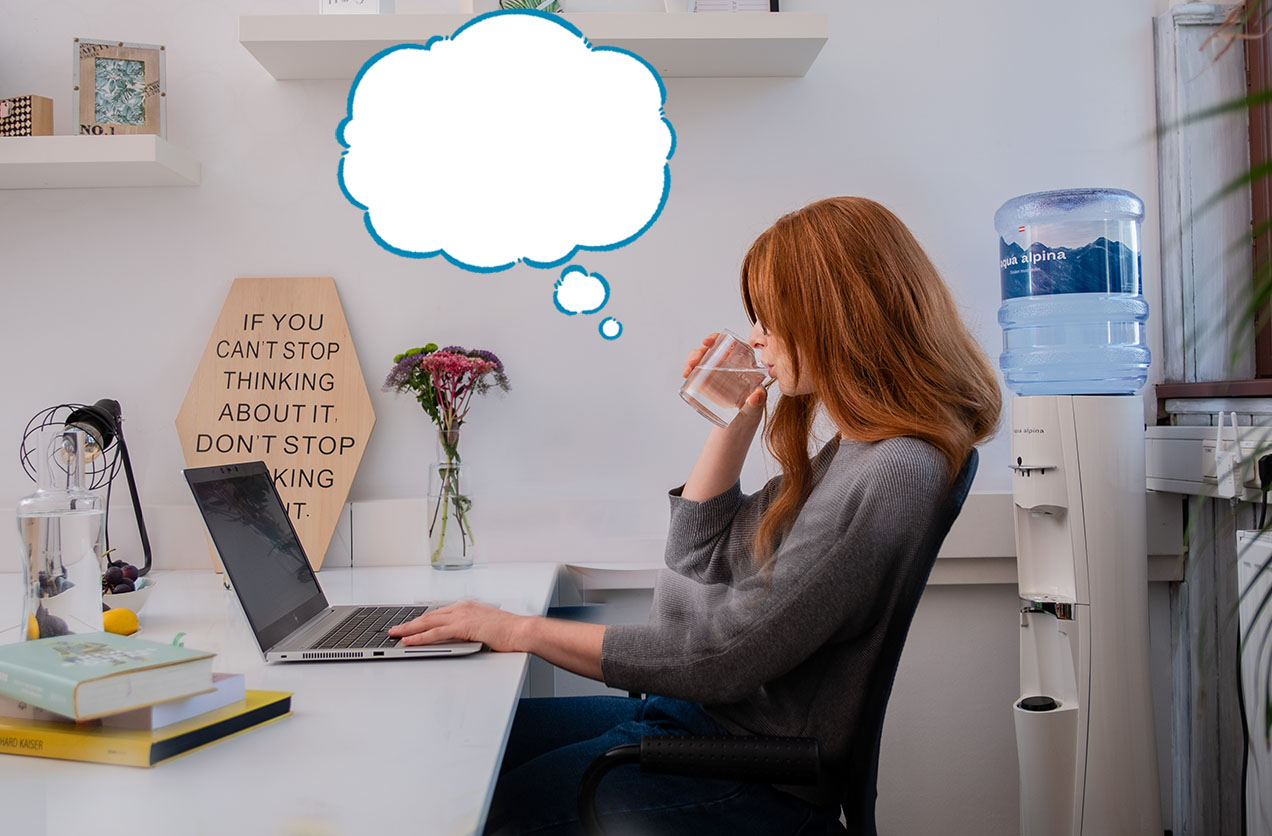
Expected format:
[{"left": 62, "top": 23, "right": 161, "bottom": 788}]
[{"left": 20, "top": 399, "right": 152, "bottom": 576}]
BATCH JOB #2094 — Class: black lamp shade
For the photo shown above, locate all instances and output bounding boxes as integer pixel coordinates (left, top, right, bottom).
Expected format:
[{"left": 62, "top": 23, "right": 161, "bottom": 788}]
[{"left": 66, "top": 398, "right": 122, "bottom": 453}]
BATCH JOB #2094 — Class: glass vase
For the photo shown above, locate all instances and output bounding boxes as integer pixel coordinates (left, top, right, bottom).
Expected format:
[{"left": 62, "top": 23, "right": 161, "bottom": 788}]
[
  {"left": 17, "top": 428, "right": 106, "bottom": 639},
  {"left": 427, "top": 426, "right": 475, "bottom": 570}
]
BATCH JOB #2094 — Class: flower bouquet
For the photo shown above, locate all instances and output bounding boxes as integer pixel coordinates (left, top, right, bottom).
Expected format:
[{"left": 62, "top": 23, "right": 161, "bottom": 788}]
[{"left": 385, "top": 344, "right": 510, "bottom": 568}]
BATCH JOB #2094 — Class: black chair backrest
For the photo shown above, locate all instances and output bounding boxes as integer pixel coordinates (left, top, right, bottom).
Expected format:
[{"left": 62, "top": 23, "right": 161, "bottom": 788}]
[{"left": 839, "top": 449, "right": 979, "bottom": 836}]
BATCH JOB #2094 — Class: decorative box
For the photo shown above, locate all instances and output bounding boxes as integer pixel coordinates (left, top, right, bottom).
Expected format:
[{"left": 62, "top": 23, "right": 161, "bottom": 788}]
[
  {"left": 693, "top": 0, "right": 776, "bottom": 10},
  {"left": 0, "top": 95, "right": 54, "bottom": 137}
]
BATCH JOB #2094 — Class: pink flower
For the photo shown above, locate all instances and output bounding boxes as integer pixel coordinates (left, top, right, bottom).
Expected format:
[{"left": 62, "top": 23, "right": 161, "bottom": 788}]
[
  {"left": 416, "top": 352, "right": 500, "bottom": 439},
  {"left": 418, "top": 352, "right": 496, "bottom": 380}
]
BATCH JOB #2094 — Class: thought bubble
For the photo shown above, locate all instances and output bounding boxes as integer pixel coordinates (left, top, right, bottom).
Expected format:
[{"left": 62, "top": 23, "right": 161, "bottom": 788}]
[
  {"left": 599, "top": 317, "right": 623, "bottom": 340},
  {"left": 336, "top": 10, "right": 675, "bottom": 272},
  {"left": 554, "top": 265, "right": 609, "bottom": 315}
]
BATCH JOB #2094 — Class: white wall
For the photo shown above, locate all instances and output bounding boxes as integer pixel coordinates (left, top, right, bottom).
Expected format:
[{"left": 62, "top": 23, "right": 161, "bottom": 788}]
[
  {"left": 0, "top": 1, "right": 1175, "bottom": 833},
  {"left": 0, "top": 0, "right": 1164, "bottom": 557}
]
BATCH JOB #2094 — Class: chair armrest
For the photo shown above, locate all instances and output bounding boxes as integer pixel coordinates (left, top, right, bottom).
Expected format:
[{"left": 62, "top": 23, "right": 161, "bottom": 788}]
[{"left": 638, "top": 735, "right": 821, "bottom": 785}]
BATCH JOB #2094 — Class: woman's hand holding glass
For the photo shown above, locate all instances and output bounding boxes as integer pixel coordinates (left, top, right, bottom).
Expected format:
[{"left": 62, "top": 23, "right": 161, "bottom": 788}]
[
  {"left": 678, "top": 332, "right": 769, "bottom": 501},
  {"left": 680, "top": 331, "right": 768, "bottom": 428}
]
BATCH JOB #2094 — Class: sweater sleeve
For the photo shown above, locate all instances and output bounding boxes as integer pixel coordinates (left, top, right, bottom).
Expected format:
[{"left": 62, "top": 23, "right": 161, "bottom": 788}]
[
  {"left": 601, "top": 443, "right": 947, "bottom": 704},
  {"left": 662, "top": 475, "right": 782, "bottom": 584}
]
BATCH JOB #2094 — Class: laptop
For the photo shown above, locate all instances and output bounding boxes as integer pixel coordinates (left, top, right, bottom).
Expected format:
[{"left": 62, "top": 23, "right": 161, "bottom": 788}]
[{"left": 183, "top": 460, "right": 482, "bottom": 662}]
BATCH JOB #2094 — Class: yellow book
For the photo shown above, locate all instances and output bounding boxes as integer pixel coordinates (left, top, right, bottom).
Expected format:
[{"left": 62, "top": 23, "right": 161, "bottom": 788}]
[{"left": 0, "top": 689, "right": 291, "bottom": 767}]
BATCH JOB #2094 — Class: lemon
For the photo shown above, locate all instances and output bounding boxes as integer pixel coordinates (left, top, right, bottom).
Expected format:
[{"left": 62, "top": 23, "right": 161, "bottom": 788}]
[
  {"left": 26, "top": 613, "right": 38, "bottom": 640},
  {"left": 103, "top": 608, "right": 139, "bottom": 636}
]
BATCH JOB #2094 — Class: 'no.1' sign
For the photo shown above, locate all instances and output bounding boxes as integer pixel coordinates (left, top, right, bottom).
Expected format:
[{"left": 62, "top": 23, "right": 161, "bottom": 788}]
[{"left": 176, "top": 277, "right": 376, "bottom": 569}]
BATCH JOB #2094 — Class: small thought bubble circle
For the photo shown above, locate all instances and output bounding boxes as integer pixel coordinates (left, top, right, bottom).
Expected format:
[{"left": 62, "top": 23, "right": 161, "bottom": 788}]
[
  {"left": 599, "top": 317, "right": 623, "bottom": 340},
  {"left": 554, "top": 265, "right": 609, "bottom": 315}
]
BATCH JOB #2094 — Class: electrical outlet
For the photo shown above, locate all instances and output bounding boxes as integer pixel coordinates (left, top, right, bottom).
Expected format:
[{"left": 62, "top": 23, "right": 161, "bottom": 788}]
[{"left": 1201, "top": 438, "right": 1272, "bottom": 488}]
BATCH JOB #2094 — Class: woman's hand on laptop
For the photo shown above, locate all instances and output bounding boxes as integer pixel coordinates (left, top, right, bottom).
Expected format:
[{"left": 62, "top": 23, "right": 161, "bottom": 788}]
[
  {"left": 388, "top": 601, "right": 523, "bottom": 652},
  {"left": 387, "top": 602, "right": 607, "bottom": 683}
]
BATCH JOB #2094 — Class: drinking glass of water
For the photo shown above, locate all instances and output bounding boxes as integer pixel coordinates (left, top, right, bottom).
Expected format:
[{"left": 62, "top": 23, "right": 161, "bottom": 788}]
[{"left": 680, "top": 330, "right": 768, "bottom": 427}]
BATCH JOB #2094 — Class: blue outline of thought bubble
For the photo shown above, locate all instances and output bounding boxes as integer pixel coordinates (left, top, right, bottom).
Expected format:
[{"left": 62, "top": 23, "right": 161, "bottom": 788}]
[
  {"left": 553, "top": 265, "right": 610, "bottom": 316},
  {"left": 599, "top": 317, "right": 623, "bottom": 340},
  {"left": 335, "top": 9, "right": 677, "bottom": 274}
]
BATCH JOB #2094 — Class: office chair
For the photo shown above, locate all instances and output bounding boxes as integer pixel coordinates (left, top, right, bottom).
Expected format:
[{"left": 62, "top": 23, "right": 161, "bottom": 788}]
[{"left": 578, "top": 449, "right": 979, "bottom": 836}]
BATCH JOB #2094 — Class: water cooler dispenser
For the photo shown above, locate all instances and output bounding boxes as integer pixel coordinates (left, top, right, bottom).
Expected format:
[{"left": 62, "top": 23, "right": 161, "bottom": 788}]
[{"left": 998, "top": 189, "right": 1161, "bottom": 835}]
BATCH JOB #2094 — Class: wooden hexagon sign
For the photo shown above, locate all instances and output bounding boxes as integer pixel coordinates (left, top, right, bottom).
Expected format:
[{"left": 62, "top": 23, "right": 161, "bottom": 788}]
[{"left": 177, "top": 277, "right": 375, "bottom": 569}]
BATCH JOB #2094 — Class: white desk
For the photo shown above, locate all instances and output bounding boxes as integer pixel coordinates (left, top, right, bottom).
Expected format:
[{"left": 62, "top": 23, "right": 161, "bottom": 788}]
[{"left": 0, "top": 563, "right": 559, "bottom": 836}]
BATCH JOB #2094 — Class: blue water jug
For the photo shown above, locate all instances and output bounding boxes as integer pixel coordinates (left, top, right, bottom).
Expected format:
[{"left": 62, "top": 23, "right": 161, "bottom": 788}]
[{"left": 995, "top": 188, "right": 1150, "bottom": 396}]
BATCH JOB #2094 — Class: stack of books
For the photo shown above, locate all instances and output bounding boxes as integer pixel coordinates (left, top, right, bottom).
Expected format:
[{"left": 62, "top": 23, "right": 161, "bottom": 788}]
[{"left": 0, "top": 631, "right": 291, "bottom": 767}]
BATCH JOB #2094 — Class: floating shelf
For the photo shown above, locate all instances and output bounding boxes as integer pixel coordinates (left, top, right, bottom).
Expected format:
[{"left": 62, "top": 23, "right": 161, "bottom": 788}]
[
  {"left": 0, "top": 135, "right": 201, "bottom": 189},
  {"left": 239, "top": 12, "right": 829, "bottom": 79}
]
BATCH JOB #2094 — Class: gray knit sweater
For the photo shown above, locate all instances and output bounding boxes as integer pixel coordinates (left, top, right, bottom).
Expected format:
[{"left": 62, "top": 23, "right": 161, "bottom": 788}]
[{"left": 600, "top": 435, "right": 949, "bottom": 788}]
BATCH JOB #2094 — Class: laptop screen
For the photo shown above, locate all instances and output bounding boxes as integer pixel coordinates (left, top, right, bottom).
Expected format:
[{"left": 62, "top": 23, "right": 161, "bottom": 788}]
[{"left": 184, "top": 461, "right": 330, "bottom": 651}]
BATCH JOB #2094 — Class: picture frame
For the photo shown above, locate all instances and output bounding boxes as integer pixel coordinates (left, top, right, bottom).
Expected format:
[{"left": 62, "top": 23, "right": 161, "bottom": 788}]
[{"left": 72, "top": 38, "right": 165, "bottom": 137}]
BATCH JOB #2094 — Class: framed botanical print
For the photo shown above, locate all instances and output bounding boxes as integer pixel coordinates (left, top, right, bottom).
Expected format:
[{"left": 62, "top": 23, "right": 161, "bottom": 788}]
[{"left": 73, "top": 38, "right": 165, "bottom": 137}]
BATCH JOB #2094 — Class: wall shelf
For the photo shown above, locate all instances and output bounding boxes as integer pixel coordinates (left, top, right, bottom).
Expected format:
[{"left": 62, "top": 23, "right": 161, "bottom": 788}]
[
  {"left": 239, "top": 12, "right": 829, "bottom": 79},
  {"left": 0, "top": 135, "right": 201, "bottom": 189}
]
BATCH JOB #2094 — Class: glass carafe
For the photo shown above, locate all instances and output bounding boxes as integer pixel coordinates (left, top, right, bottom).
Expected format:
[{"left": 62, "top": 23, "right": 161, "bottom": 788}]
[{"left": 18, "top": 428, "right": 106, "bottom": 639}]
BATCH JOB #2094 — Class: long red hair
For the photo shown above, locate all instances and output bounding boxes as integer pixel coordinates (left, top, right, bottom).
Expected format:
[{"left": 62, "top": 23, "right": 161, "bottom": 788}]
[{"left": 741, "top": 196, "right": 1001, "bottom": 559}]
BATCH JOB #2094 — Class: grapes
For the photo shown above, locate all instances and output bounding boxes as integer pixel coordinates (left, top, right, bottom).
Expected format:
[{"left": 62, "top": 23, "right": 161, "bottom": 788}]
[
  {"left": 102, "top": 560, "right": 140, "bottom": 595},
  {"left": 35, "top": 610, "right": 69, "bottom": 638}
]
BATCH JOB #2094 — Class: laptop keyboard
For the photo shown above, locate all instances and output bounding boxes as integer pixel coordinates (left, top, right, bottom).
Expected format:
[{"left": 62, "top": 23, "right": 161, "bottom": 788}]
[{"left": 312, "top": 606, "right": 429, "bottom": 650}]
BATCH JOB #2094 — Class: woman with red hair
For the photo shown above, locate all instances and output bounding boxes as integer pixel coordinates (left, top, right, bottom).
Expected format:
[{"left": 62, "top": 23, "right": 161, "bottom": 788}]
[{"left": 392, "top": 196, "right": 1002, "bottom": 835}]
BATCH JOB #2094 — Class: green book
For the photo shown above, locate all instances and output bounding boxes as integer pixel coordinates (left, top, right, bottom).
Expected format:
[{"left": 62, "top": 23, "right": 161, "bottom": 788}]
[
  {"left": 0, "top": 631, "right": 214, "bottom": 721},
  {"left": 0, "top": 689, "right": 292, "bottom": 767}
]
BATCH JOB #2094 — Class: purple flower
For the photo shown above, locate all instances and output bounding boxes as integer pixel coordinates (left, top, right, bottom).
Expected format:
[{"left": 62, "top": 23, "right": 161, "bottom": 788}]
[
  {"left": 467, "top": 348, "right": 503, "bottom": 373},
  {"left": 383, "top": 353, "right": 424, "bottom": 392}
]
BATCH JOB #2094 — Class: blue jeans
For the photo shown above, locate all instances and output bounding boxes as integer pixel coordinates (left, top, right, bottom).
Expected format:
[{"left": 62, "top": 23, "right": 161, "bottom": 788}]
[{"left": 482, "top": 695, "right": 846, "bottom": 836}]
